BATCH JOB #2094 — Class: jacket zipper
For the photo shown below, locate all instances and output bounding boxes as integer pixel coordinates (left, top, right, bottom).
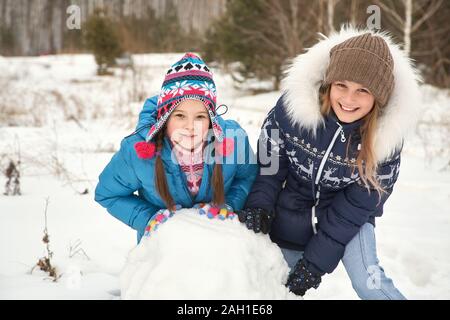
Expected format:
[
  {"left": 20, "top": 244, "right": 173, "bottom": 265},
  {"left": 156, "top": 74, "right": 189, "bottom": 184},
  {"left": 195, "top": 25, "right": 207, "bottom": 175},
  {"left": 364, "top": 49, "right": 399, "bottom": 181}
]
[
  {"left": 311, "top": 122, "right": 346, "bottom": 234},
  {"left": 177, "top": 162, "right": 193, "bottom": 205}
]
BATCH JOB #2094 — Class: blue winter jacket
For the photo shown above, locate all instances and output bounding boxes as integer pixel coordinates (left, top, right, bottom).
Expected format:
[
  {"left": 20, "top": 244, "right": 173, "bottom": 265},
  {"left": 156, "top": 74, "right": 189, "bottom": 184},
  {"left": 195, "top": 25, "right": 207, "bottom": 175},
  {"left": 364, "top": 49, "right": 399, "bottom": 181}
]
[
  {"left": 95, "top": 96, "right": 258, "bottom": 243},
  {"left": 245, "top": 96, "right": 402, "bottom": 275}
]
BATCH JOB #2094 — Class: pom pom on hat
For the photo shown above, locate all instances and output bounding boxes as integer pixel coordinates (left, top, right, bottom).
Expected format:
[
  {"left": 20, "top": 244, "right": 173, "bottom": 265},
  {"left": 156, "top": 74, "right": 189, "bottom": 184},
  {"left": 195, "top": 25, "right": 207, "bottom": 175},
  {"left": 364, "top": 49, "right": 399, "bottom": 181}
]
[{"left": 134, "top": 141, "right": 157, "bottom": 159}]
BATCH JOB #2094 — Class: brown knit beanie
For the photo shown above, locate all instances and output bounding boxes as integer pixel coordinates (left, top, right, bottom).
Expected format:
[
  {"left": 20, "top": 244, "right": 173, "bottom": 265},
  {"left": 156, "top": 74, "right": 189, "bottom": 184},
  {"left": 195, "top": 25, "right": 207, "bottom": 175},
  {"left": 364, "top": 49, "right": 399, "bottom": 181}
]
[{"left": 324, "top": 33, "right": 394, "bottom": 107}]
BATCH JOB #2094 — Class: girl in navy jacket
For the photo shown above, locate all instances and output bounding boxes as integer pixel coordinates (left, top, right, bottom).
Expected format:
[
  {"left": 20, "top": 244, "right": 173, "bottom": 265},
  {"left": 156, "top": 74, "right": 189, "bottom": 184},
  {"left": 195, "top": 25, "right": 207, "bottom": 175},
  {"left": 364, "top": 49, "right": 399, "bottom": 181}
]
[{"left": 238, "top": 28, "right": 420, "bottom": 299}]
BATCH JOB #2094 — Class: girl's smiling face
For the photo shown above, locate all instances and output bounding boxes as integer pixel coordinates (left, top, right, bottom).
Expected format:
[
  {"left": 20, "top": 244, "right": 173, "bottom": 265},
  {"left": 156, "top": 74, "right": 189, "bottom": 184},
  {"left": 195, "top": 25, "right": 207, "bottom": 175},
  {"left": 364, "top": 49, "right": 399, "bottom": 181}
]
[
  {"left": 330, "top": 80, "right": 376, "bottom": 123},
  {"left": 166, "top": 99, "right": 211, "bottom": 150}
]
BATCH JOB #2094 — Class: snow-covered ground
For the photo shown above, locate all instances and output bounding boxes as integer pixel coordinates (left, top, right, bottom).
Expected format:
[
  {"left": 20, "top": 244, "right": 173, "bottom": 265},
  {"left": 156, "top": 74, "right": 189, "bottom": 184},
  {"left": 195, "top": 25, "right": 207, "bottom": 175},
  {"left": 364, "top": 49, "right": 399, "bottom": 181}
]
[{"left": 0, "top": 54, "right": 449, "bottom": 299}]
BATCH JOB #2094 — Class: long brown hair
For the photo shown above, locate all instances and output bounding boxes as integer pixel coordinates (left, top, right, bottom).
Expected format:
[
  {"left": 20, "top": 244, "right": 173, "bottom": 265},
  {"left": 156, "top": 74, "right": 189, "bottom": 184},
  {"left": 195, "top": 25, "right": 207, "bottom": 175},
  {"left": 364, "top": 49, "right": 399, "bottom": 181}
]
[
  {"left": 154, "top": 129, "right": 225, "bottom": 209},
  {"left": 319, "top": 85, "right": 385, "bottom": 196}
]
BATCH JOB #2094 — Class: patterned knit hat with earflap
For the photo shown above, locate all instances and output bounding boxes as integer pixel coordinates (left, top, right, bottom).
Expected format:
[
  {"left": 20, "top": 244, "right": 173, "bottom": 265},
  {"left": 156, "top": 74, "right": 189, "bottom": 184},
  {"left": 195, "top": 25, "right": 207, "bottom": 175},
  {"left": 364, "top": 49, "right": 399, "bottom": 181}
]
[{"left": 146, "top": 52, "right": 224, "bottom": 143}]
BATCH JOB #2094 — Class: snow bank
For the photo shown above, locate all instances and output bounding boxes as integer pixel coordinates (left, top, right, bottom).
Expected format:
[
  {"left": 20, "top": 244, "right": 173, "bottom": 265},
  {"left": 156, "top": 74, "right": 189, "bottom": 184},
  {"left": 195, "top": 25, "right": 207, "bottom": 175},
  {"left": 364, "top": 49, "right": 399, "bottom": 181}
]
[{"left": 120, "top": 208, "right": 300, "bottom": 300}]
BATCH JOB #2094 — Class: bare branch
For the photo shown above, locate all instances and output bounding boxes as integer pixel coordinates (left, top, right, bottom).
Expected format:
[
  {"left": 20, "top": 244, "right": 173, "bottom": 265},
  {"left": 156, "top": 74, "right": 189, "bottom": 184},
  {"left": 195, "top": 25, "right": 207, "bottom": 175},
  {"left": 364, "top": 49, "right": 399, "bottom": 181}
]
[{"left": 411, "top": 0, "right": 444, "bottom": 33}]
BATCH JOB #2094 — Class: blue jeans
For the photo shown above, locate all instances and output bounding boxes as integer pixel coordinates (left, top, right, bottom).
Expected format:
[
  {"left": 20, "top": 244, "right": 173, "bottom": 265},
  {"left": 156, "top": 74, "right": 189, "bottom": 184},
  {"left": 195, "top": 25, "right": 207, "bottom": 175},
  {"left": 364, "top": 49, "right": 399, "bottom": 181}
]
[{"left": 281, "top": 223, "right": 406, "bottom": 300}]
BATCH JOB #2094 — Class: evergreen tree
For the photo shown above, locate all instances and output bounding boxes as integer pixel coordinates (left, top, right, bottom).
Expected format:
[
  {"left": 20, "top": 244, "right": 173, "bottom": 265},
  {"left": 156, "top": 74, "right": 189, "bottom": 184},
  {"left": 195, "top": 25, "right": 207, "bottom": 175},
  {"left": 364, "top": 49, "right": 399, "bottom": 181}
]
[
  {"left": 84, "top": 8, "right": 123, "bottom": 75},
  {"left": 203, "top": 0, "right": 281, "bottom": 89}
]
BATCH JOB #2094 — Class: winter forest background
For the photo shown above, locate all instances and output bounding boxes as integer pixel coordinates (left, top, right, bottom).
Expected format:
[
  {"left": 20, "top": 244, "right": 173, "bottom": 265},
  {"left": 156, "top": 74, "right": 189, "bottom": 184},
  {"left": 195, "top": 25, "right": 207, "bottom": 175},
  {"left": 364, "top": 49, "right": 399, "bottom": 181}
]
[{"left": 0, "top": 0, "right": 449, "bottom": 299}]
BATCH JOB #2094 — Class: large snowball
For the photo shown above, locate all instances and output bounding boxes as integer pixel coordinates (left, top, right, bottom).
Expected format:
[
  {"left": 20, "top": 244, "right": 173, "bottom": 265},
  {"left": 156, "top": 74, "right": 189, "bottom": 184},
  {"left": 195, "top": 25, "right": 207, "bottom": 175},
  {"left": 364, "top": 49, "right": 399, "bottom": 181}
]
[{"left": 120, "top": 208, "right": 300, "bottom": 299}]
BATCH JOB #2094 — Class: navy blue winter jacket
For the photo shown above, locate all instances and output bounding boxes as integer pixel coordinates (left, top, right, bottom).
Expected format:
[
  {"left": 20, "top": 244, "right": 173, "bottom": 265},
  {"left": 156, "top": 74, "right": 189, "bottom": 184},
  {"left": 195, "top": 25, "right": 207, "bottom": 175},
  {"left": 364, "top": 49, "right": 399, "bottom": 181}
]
[
  {"left": 244, "top": 28, "right": 421, "bottom": 276},
  {"left": 245, "top": 97, "right": 402, "bottom": 275}
]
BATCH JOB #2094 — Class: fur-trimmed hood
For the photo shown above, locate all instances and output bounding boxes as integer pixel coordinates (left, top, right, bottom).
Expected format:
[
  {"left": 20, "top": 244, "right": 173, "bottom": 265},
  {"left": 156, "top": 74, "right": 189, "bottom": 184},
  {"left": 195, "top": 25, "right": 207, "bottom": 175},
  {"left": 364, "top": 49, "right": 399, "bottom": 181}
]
[{"left": 280, "top": 26, "right": 422, "bottom": 163}]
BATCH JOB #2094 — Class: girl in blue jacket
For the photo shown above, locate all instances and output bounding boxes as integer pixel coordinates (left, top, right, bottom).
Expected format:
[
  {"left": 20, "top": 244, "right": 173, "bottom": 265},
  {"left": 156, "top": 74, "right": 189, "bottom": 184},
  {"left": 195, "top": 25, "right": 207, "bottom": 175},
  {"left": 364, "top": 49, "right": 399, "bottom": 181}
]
[
  {"left": 238, "top": 28, "right": 421, "bottom": 299},
  {"left": 95, "top": 53, "right": 258, "bottom": 243}
]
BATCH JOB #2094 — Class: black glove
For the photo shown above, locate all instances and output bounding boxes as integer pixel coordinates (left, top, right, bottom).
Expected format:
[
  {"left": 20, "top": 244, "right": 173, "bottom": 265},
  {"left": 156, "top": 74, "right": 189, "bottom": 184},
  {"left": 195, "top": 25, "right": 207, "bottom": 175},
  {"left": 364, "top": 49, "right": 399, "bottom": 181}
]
[
  {"left": 236, "top": 208, "right": 274, "bottom": 234},
  {"left": 286, "top": 259, "right": 322, "bottom": 296}
]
